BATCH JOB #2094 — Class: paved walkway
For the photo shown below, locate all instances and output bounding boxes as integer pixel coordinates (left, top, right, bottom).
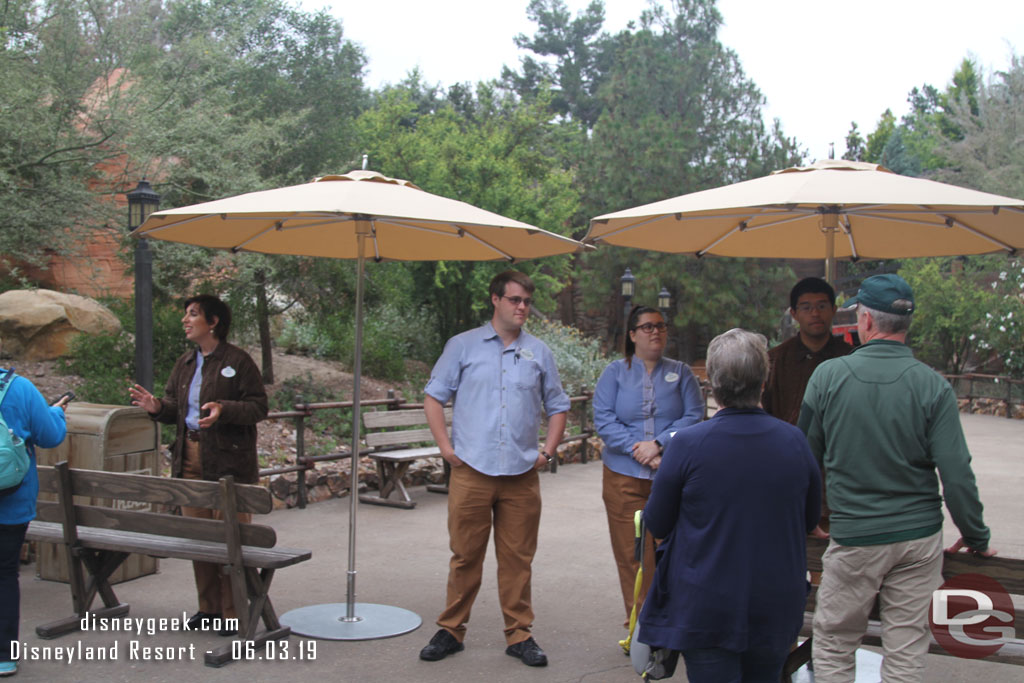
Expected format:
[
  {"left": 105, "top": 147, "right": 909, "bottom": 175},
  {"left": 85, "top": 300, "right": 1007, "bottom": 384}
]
[{"left": 13, "top": 413, "right": 1024, "bottom": 682}]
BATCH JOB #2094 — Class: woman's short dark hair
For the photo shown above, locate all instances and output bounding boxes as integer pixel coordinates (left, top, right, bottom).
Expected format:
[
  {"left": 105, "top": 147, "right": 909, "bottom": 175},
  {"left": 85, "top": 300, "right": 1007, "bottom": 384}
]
[
  {"left": 184, "top": 294, "right": 231, "bottom": 340},
  {"left": 705, "top": 328, "right": 769, "bottom": 409},
  {"left": 624, "top": 305, "right": 661, "bottom": 369}
]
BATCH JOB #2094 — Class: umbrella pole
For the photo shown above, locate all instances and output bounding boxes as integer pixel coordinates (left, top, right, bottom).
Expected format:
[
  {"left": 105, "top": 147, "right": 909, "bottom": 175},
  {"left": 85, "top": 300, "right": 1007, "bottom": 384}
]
[
  {"left": 824, "top": 229, "right": 836, "bottom": 284},
  {"left": 822, "top": 211, "right": 838, "bottom": 285},
  {"left": 278, "top": 218, "right": 421, "bottom": 640},
  {"left": 344, "top": 225, "right": 367, "bottom": 620}
]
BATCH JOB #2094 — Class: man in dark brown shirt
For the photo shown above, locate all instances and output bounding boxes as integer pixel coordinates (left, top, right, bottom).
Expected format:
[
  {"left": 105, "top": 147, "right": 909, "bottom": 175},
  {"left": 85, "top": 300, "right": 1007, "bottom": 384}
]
[{"left": 762, "top": 277, "right": 853, "bottom": 425}]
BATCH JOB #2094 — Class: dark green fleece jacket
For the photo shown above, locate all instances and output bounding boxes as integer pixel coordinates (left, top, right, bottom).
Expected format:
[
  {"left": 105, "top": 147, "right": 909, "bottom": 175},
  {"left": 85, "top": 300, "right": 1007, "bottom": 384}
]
[{"left": 798, "top": 340, "right": 990, "bottom": 550}]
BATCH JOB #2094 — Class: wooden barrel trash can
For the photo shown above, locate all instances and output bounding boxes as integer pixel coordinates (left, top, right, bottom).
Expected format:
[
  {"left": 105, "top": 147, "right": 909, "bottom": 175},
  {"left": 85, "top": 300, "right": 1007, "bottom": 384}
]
[{"left": 34, "top": 403, "right": 161, "bottom": 584}]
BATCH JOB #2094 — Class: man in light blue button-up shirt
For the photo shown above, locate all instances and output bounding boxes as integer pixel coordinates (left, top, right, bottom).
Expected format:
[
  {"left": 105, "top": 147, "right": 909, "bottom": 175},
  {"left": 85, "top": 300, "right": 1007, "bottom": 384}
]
[{"left": 418, "top": 271, "right": 569, "bottom": 668}]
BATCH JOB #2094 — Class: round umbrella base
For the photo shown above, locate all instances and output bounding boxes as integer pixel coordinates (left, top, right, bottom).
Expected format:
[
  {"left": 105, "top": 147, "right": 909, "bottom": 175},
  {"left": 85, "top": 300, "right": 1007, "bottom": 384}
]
[{"left": 280, "top": 602, "right": 422, "bottom": 641}]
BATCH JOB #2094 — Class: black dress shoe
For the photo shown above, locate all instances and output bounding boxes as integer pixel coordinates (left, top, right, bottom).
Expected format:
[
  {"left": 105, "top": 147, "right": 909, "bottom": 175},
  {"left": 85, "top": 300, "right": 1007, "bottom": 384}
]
[
  {"left": 505, "top": 637, "right": 548, "bottom": 667},
  {"left": 218, "top": 628, "right": 238, "bottom": 637},
  {"left": 419, "top": 629, "right": 464, "bottom": 661},
  {"left": 186, "top": 611, "right": 221, "bottom": 631}
]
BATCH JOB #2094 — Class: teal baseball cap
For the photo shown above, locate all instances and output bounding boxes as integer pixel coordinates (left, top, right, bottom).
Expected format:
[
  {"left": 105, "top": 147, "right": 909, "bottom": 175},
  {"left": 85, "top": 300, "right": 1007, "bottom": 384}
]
[{"left": 844, "top": 274, "right": 915, "bottom": 315}]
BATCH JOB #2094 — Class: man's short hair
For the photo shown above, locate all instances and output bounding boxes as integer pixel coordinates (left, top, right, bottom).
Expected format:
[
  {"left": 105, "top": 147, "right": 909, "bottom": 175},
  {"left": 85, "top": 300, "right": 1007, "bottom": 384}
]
[
  {"left": 184, "top": 294, "right": 232, "bottom": 339},
  {"left": 859, "top": 305, "right": 912, "bottom": 335},
  {"left": 790, "top": 277, "right": 837, "bottom": 309},
  {"left": 706, "top": 328, "right": 769, "bottom": 410},
  {"left": 489, "top": 271, "right": 535, "bottom": 300}
]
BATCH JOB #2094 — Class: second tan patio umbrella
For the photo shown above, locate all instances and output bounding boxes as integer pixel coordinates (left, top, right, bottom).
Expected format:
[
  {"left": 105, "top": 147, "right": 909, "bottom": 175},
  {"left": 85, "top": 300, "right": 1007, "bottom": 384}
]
[
  {"left": 584, "top": 159, "right": 1024, "bottom": 281},
  {"left": 133, "top": 169, "right": 585, "bottom": 640}
]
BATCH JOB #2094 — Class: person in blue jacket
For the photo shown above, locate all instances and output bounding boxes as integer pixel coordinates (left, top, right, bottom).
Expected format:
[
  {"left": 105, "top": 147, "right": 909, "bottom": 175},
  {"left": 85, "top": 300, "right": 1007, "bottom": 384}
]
[
  {"left": 639, "top": 328, "right": 821, "bottom": 682},
  {"left": 594, "top": 305, "right": 703, "bottom": 625},
  {"left": 0, "top": 367, "right": 68, "bottom": 677}
]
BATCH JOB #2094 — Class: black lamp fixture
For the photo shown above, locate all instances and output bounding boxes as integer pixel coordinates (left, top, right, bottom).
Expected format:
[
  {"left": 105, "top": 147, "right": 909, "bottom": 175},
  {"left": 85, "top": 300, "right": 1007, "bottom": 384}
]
[
  {"left": 620, "top": 267, "right": 635, "bottom": 299},
  {"left": 127, "top": 179, "right": 160, "bottom": 391},
  {"left": 658, "top": 286, "right": 674, "bottom": 357},
  {"left": 658, "top": 286, "right": 671, "bottom": 312},
  {"left": 620, "top": 267, "right": 636, "bottom": 345},
  {"left": 127, "top": 179, "right": 160, "bottom": 230}
]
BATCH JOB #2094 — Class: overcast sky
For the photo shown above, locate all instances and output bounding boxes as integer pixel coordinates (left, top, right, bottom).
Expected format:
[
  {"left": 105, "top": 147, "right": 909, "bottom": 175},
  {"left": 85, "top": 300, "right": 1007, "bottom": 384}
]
[{"left": 302, "top": 0, "right": 1023, "bottom": 162}]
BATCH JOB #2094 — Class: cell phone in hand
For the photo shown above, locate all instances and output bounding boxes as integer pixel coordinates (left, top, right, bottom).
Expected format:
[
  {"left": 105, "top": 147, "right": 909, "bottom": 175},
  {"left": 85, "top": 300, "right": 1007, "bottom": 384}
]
[{"left": 54, "top": 390, "right": 76, "bottom": 406}]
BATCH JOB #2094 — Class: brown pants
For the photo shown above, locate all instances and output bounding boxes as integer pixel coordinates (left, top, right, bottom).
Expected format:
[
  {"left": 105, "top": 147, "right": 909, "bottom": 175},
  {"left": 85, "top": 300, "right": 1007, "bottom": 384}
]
[
  {"left": 437, "top": 464, "right": 541, "bottom": 646},
  {"left": 602, "top": 466, "right": 656, "bottom": 626},
  {"left": 181, "top": 440, "right": 250, "bottom": 619}
]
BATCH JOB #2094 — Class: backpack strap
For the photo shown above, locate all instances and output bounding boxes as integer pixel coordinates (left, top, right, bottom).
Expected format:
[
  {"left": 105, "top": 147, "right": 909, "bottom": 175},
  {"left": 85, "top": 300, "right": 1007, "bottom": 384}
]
[{"left": 0, "top": 369, "right": 14, "bottom": 404}]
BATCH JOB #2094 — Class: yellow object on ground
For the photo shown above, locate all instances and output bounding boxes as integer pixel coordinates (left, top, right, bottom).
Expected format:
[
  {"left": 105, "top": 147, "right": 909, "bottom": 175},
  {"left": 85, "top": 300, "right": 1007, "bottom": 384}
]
[{"left": 619, "top": 510, "right": 645, "bottom": 655}]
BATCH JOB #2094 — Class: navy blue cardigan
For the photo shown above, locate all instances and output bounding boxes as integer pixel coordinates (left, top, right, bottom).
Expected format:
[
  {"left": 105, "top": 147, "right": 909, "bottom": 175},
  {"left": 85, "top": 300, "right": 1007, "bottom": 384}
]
[{"left": 639, "top": 407, "right": 821, "bottom": 653}]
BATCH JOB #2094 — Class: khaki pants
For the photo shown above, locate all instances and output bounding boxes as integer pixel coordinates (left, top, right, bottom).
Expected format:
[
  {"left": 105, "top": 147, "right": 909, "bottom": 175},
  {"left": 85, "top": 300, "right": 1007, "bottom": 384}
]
[
  {"left": 812, "top": 532, "right": 943, "bottom": 683},
  {"left": 437, "top": 464, "right": 540, "bottom": 646},
  {"left": 181, "top": 440, "right": 251, "bottom": 619},
  {"left": 602, "top": 466, "right": 655, "bottom": 625}
]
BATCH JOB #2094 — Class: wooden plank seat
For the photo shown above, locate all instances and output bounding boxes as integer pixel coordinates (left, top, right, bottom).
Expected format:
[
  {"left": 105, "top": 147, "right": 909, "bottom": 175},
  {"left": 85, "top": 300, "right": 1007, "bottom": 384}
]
[
  {"left": 781, "top": 537, "right": 1024, "bottom": 680},
  {"left": 24, "top": 462, "right": 312, "bottom": 667},
  {"left": 26, "top": 523, "right": 308, "bottom": 568},
  {"left": 359, "top": 407, "right": 452, "bottom": 509}
]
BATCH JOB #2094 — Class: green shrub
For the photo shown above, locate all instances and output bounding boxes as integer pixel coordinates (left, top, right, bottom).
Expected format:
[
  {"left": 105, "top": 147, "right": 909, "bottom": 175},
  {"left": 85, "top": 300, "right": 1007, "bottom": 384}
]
[
  {"left": 62, "top": 330, "right": 129, "bottom": 406},
  {"left": 278, "top": 303, "right": 441, "bottom": 382},
  {"left": 336, "top": 304, "right": 406, "bottom": 380},
  {"left": 397, "top": 361, "right": 432, "bottom": 403},
  {"left": 977, "top": 258, "right": 1024, "bottom": 378},
  {"left": 270, "top": 372, "right": 354, "bottom": 455},
  {"left": 277, "top": 313, "right": 345, "bottom": 359},
  {"left": 62, "top": 299, "right": 190, "bottom": 405},
  {"left": 528, "top": 318, "right": 610, "bottom": 395}
]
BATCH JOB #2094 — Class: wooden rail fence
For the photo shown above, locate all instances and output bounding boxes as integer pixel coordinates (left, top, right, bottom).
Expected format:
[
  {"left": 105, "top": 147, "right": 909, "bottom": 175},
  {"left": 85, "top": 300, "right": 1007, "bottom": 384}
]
[{"left": 257, "top": 389, "right": 596, "bottom": 509}]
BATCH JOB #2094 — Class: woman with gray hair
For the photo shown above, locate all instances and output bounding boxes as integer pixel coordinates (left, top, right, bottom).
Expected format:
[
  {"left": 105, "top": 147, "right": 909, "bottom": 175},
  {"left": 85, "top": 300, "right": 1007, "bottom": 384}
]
[{"left": 638, "top": 328, "right": 822, "bottom": 682}]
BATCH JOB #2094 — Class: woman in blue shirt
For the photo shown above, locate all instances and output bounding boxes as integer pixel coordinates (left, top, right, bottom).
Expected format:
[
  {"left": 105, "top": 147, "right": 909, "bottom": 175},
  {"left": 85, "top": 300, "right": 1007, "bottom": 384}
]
[
  {"left": 594, "top": 305, "right": 703, "bottom": 626},
  {"left": 0, "top": 369, "right": 68, "bottom": 677}
]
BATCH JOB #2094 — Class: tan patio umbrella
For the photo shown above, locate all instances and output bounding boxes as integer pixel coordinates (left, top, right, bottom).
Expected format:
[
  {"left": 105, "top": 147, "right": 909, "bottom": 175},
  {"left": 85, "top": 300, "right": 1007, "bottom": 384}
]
[
  {"left": 132, "top": 169, "right": 585, "bottom": 641},
  {"left": 585, "top": 159, "right": 1024, "bottom": 281},
  {"left": 135, "top": 169, "right": 581, "bottom": 261}
]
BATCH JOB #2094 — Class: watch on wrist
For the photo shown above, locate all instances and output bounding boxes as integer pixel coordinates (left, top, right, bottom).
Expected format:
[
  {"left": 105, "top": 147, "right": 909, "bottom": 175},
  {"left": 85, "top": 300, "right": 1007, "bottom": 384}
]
[
  {"left": 541, "top": 450, "right": 553, "bottom": 462},
  {"left": 655, "top": 440, "right": 664, "bottom": 454}
]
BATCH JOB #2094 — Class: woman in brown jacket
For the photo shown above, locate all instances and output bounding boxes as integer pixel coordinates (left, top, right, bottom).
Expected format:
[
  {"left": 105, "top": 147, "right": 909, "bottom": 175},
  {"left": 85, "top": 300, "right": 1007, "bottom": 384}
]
[{"left": 129, "top": 294, "right": 267, "bottom": 635}]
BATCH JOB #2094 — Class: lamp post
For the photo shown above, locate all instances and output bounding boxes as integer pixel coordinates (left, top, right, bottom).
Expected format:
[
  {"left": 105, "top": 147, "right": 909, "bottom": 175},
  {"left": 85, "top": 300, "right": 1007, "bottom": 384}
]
[
  {"left": 620, "top": 267, "right": 635, "bottom": 347},
  {"left": 658, "top": 286, "right": 673, "bottom": 357},
  {"left": 657, "top": 286, "right": 671, "bottom": 316},
  {"left": 127, "top": 179, "right": 160, "bottom": 392}
]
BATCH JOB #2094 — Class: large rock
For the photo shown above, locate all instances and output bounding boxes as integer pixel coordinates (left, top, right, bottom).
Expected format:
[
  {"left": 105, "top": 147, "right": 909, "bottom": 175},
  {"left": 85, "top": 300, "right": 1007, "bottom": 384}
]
[{"left": 0, "top": 289, "right": 121, "bottom": 360}]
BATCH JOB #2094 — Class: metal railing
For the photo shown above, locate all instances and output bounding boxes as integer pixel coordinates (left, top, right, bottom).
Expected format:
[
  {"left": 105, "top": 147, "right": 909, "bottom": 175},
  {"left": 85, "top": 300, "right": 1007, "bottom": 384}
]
[
  {"left": 942, "top": 373, "right": 1024, "bottom": 420},
  {"left": 257, "top": 389, "right": 596, "bottom": 509}
]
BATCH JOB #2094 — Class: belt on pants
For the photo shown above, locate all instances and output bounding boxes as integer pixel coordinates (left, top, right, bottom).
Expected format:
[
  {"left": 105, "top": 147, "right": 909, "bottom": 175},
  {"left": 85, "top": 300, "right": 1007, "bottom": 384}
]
[{"left": 186, "top": 429, "right": 201, "bottom": 442}]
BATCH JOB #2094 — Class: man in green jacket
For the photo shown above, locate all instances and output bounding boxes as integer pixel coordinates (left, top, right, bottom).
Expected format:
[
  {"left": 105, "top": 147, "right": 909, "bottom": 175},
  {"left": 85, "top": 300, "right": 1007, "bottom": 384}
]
[{"left": 798, "top": 274, "right": 995, "bottom": 683}]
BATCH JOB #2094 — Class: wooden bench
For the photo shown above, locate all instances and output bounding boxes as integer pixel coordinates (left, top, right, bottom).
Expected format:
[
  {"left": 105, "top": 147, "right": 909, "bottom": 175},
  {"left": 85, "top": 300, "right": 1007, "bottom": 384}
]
[
  {"left": 359, "top": 407, "right": 453, "bottom": 509},
  {"left": 25, "top": 462, "right": 312, "bottom": 667},
  {"left": 358, "top": 404, "right": 576, "bottom": 509},
  {"left": 782, "top": 537, "right": 1024, "bottom": 680}
]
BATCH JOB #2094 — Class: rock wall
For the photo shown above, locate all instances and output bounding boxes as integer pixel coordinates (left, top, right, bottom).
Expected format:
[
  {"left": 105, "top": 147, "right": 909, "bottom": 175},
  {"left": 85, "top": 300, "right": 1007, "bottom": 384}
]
[
  {"left": 17, "top": 228, "right": 132, "bottom": 299},
  {"left": 958, "top": 397, "right": 1024, "bottom": 420}
]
